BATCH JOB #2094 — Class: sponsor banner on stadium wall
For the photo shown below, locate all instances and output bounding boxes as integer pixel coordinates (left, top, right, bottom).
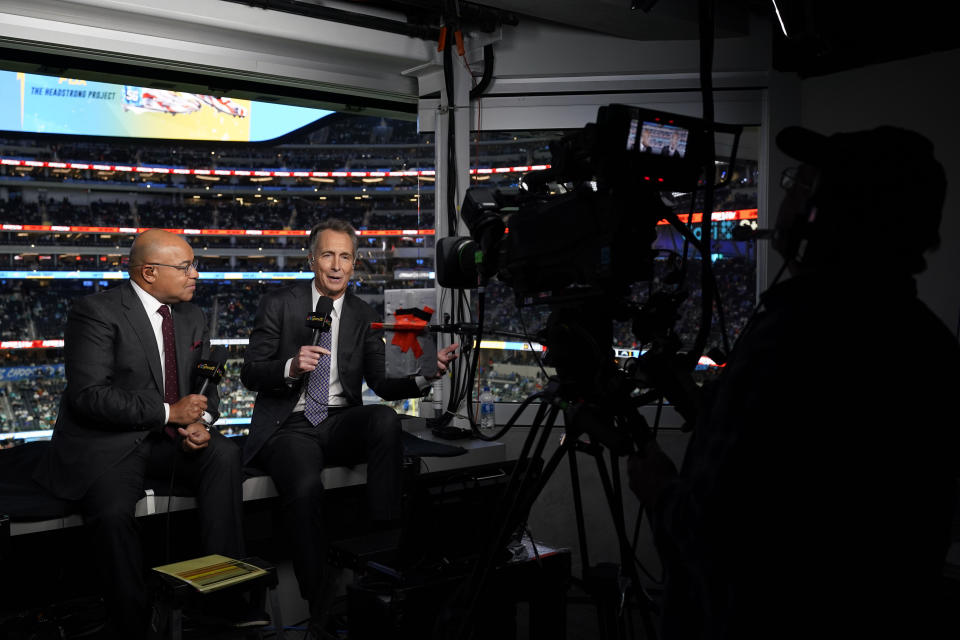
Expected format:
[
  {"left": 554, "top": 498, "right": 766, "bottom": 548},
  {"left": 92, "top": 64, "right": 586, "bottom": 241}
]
[
  {"left": 0, "top": 71, "right": 333, "bottom": 142},
  {"left": 0, "top": 363, "right": 65, "bottom": 381},
  {"left": 393, "top": 269, "right": 436, "bottom": 280}
]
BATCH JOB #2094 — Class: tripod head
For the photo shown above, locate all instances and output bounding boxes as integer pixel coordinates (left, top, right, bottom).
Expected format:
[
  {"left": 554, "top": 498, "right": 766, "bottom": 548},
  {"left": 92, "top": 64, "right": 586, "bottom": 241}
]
[{"left": 534, "top": 287, "right": 700, "bottom": 457}]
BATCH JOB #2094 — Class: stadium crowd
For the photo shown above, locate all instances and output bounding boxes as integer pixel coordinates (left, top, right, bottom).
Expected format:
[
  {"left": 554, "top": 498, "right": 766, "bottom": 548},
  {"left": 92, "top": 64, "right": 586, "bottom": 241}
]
[
  {"left": 0, "top": 197, "right": 436, "bottom": 232},
  {"left": 0, "top": 253, "right": 754, "bottom": 435},
  {"left": 0, "top": 113, "right": 759, "bottom": 440}
]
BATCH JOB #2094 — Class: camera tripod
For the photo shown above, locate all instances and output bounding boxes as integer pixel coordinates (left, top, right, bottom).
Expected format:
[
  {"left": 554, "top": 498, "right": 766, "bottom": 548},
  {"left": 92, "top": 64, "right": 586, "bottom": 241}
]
[{"left": 437, "top": 304, "right": 670, "bottom": 640}]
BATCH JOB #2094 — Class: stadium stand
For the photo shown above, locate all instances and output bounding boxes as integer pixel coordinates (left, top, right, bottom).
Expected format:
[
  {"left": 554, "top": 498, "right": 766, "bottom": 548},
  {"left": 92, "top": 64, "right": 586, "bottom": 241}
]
[{"left": 0, "top": 114, "right": 759, "bottom": 440}]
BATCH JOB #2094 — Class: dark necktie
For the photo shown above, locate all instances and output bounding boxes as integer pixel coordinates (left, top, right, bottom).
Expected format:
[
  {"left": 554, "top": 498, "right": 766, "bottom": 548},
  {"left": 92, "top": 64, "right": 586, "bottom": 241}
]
[
  {"left": 157, "top": 305, "right": 180, "bottom": 439},
  {"left": 304, "top": 328, "right": 332, "bottom": 426}
]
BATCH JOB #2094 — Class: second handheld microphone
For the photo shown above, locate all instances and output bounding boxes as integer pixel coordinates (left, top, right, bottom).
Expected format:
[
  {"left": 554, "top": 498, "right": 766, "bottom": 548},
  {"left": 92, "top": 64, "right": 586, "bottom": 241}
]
[{"left": 193, "top": 345, "right": 228, "bottom": 396}]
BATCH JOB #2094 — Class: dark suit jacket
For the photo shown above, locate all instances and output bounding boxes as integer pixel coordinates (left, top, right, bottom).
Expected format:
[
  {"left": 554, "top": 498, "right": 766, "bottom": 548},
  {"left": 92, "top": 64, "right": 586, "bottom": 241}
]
[
  {"left": 34, "top": 281, "right": 220, "bottom": 501},
  {"left": 240, "top": 281, "right": 421, "bottom": 465}
]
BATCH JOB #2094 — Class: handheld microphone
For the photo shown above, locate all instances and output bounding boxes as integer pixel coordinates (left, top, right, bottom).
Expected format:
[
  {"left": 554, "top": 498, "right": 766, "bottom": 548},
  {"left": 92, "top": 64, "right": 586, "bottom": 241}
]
[
  {"left": 306, "top": 296, "right": 334, "bottom": 346},
  {"left": 193, "top": 345, "right": 228, "bottom": 395}
]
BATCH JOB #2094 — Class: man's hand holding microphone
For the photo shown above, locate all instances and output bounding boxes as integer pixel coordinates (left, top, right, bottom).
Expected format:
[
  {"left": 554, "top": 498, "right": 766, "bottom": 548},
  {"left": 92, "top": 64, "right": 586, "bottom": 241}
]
[
  {"left": 168, "top": 345, "right": 228, "bottom": 451},
  {"left": 169, "top": 394, "right": 210, "bottom": 450}
]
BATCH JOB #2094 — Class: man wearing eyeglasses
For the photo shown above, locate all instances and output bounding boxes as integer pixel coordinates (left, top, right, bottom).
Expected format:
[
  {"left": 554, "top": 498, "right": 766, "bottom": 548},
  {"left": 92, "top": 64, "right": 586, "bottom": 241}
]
[
  {"left": 241, "top": 218, "right": 458, "bottom": 631},
  {"left": 34, "top": 228, "right": 246, "bottom": 638}
]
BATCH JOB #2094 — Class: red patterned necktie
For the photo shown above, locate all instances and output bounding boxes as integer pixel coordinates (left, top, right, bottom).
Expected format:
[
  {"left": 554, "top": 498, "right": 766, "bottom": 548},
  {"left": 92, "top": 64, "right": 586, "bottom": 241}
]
[{"left": 157, "top": 305, "right": 180, "bottom": 439}]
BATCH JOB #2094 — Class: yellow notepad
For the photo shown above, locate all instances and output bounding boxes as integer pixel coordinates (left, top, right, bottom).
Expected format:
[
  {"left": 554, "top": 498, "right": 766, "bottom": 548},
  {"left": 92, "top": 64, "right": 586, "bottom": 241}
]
[{"left": 152, "top": 555, "right": 267, "bottom": 593}]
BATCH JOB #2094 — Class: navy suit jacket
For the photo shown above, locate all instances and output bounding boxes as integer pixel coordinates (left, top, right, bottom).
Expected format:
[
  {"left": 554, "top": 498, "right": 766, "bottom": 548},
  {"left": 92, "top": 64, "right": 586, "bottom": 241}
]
[
  {"left": 240, "top": 281, "right": 422, "bottom": 465},
  {"left": 34, "top": 281, "right": 220, "bottom": 501}
]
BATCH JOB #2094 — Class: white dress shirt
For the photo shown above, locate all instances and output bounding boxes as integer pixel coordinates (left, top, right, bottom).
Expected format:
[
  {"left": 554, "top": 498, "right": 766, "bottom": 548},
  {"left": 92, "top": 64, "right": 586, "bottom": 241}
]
[
  {"left": 129, "top": 280, "right": 174, "bottom": 424},
  {"left": 130, "top": 280, "right": 214, "bottom": 427}
]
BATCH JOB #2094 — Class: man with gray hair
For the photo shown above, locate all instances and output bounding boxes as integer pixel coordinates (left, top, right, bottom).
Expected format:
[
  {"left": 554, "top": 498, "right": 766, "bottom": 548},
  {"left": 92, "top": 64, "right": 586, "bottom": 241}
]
[{"left": 242, "top": 218, "right": 458, "bottom": 630}]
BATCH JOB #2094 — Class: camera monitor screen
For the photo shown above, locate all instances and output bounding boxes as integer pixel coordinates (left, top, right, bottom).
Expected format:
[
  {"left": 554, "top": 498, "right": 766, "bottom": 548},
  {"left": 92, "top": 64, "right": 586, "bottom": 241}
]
[
  {"left": 626, "top": 118, "right": 689, "bottom": 158},
  {"left": 599, "top": 105, "right": 704, "bottom": 190}
]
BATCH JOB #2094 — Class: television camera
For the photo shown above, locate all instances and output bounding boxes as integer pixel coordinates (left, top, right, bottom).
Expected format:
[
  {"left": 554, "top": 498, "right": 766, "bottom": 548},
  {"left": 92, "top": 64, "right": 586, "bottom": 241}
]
[
  {"left": 436, "top": 104, "right": 717, "bottom": 444},
  {"left": 433, "top": 104, "right": 740, "bottom": 640},
  {"left": 438, "top": 104, "right": 707, "bottom": 297}
]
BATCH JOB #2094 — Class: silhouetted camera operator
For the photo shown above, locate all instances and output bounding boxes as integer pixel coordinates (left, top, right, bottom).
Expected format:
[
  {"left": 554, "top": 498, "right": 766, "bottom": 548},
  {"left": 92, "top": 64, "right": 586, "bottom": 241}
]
[{"left": 629, "top": 126, "right": 960, "bottom": 639}]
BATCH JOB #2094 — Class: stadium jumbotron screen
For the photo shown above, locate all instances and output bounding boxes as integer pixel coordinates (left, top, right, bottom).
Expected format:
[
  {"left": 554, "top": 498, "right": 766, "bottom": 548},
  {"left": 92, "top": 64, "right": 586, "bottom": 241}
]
[{"left": 0, "top": 71, "right": 334, "bottom": 142}]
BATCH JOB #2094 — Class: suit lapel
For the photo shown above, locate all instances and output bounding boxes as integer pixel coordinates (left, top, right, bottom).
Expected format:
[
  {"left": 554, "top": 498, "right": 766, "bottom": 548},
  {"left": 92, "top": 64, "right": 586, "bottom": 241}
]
[
  {"left": 295, "top": 282, "right": 314, "bottom": 347},
  {"left": 338, "top": 293, "right": 359, "bottom": 369},
  {"left": 121, "top": 282, "right": 164, "bottom": 395},
  {"left": 172, "top": 304, "right": 197, "bottom": 398}
]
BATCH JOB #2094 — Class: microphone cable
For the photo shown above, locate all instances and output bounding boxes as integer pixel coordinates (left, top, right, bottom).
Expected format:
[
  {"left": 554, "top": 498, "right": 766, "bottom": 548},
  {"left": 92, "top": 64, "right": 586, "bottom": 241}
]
[{"left": 164, "top": 434, "right": 180, "bottom": 563}]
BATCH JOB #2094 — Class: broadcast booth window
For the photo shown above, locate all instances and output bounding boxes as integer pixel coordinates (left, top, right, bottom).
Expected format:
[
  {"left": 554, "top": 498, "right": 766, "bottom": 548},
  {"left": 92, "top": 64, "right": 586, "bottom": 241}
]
[
  {"left": 0, "top": 69, "right": 448, "bottom": 443},
  {"left": 438, "top": 106, "right": 759, "bottom": 415},
  {"left": 0, "top": 77, "right": 758, "bottom": 444}
]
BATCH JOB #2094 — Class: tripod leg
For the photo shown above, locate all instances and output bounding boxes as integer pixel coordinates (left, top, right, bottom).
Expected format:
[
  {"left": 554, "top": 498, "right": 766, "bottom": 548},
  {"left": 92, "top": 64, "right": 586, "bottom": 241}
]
[
  {"left": 568, "top": 439, "right": 631, "bottom": 640},
  {"left": 568, "top": 441, "right": 591, "bottom": 573},
  {"left": 578, "top": 561, "right": 625, "bottom": 640},
  {"left": 564, "top": 431, "right": 648, "bottom": 640},
  {"left": 591, "top": 449, "right": 659, "bottom": 640}
]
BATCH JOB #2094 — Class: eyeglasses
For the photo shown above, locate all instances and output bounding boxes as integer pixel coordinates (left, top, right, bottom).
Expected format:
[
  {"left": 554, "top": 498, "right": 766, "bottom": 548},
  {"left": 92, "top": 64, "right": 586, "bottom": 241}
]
[
  {"left": 144, "top": 259, "right": 200, "bottom": 274},
  {"left": 780, "top": 166, "right": 818, "bottom": 196}
]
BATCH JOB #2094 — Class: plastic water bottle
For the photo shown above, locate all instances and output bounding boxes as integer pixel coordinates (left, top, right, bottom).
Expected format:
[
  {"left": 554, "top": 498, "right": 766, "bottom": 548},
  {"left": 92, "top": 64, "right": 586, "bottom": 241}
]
[{"left": 480, "top": 386, "right": 495, "bottom": 432}]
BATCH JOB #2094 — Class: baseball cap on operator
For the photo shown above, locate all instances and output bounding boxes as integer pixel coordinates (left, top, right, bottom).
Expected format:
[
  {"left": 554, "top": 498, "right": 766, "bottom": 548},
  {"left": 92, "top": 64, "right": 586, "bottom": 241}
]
[{"left": 775, "top": 125, "right": 946, "bottom": 270}]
